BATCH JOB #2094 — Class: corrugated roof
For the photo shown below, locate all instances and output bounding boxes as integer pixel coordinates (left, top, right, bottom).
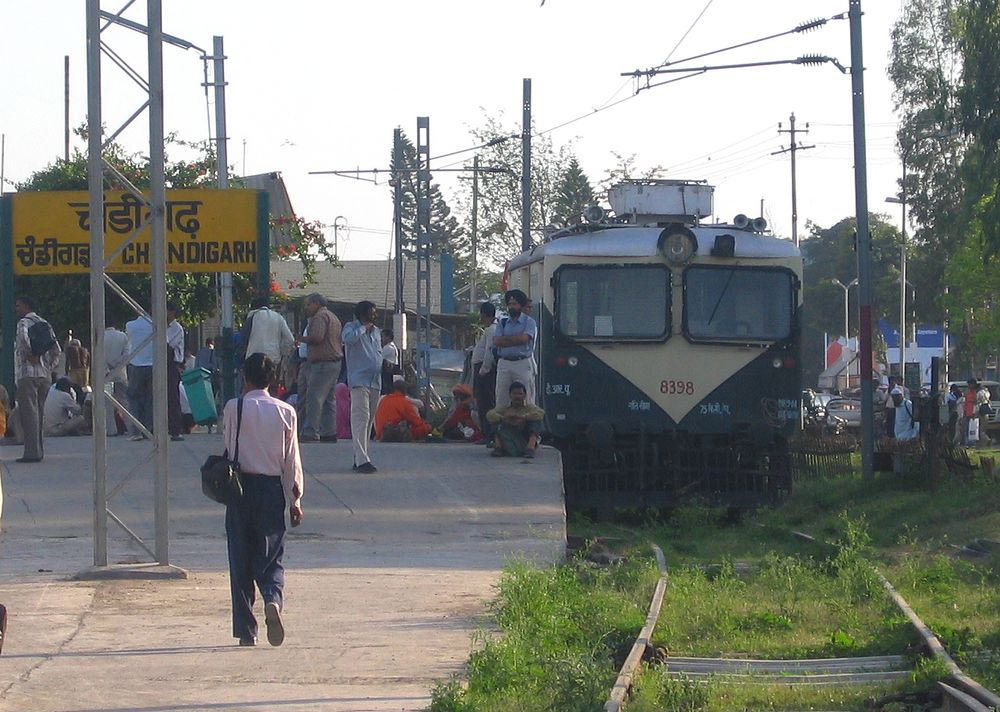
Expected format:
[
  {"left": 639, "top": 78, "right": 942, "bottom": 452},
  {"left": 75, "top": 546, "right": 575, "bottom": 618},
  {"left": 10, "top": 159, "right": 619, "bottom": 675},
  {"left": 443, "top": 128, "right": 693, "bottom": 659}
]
[{"left": 270, "top": 258, "right": 442, "bottom": 313}]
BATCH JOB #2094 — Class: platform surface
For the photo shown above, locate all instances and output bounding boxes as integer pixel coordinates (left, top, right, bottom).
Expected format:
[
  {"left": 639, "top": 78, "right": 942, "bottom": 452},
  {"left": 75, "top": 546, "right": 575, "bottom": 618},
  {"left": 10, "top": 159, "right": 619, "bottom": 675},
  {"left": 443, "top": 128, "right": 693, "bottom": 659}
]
[{"left": 0, "top": 434, "right": 565, "bottom": 711}]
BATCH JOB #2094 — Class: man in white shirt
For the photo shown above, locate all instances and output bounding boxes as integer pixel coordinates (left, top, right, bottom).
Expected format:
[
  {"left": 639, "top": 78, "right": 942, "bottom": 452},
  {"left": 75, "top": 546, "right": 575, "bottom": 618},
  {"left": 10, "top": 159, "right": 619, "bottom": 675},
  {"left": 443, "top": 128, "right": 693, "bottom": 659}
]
[
  {"left": 222, "top": 352, "right": 304, "bottom": 647},
  {"left": 43, "top": 378, "right": 87, "bottom": 436},
  {"left": 125, "top": 313, "right": 154, "bottom": 438},
  {"left": 380, "top": 328, "right": 400, "bottom": 395},
  {"left": 104, "top": 317, "right": 130, "bottom": 436},
  {"left": 243, "top": 296, "right": 295, "bottom": 391},
  {"left": 471, "top": 302, "right": 498, "bottom": 441}
]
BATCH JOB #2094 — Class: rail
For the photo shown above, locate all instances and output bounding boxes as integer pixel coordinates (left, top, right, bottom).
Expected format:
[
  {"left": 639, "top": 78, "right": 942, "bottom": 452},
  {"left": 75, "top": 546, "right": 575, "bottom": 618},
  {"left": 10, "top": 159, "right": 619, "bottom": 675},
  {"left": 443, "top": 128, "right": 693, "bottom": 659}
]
[{"left": 603, "top": 545, "right": 667, "bottom": 712}]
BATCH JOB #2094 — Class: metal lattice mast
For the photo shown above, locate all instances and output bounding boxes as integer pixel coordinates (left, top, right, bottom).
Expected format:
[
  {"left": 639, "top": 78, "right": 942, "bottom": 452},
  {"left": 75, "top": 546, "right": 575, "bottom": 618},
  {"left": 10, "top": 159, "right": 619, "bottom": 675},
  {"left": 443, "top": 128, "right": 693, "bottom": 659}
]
[
  {"left": 85, "top": 0, "right": 176, "bottom": 569},
  {"left": 415, "top": 117, "right": 431, "bottom": 392}
]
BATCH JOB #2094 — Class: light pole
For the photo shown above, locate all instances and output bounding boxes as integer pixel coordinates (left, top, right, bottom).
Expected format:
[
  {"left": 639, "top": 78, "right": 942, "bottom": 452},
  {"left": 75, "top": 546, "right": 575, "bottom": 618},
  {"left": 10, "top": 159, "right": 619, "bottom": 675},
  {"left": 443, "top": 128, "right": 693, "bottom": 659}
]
[{"left": 830, "top": 278, "right": 858, "bottom": 341}]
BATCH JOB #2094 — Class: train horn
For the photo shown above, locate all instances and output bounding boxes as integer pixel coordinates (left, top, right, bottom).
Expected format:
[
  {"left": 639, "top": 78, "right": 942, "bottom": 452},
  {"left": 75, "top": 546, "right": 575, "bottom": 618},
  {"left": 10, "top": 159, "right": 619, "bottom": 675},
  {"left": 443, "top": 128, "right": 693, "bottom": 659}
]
[{"left": 733, "top": 214, "right": 750, "bottom": 229}]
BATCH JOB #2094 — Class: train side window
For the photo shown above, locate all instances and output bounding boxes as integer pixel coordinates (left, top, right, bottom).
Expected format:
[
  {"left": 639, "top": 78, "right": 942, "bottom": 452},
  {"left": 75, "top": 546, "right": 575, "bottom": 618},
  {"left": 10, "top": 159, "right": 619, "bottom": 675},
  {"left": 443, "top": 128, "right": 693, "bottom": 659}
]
[
  {"left": 554, "top": 264, "right": 670, "bottom": 341},
  {"left": 684, "top": 266, "right": 793, "bottom": 342}
]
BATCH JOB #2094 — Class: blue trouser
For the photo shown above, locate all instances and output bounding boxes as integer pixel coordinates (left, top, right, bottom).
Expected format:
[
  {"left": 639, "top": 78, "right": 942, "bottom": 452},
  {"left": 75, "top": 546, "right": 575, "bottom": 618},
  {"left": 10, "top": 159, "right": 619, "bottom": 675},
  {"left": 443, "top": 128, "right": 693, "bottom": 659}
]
[{"left": 225, "top": 473, "right": 286, "bottom": 640}]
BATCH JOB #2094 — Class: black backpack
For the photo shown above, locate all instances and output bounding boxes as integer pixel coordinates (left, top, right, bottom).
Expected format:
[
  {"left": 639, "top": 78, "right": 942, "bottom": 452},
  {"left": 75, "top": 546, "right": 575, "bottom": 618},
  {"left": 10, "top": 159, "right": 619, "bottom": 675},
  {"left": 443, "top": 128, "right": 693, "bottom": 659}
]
[{"left": 27, "top": 317, "right": 57, "bottom": 357}]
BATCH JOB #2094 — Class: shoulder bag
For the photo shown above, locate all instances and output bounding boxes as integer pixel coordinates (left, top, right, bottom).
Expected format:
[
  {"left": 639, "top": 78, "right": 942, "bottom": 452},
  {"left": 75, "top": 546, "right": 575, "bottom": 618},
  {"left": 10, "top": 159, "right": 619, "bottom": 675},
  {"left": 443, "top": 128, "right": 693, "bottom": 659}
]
[{"left": 201, "top": 398, "right": 244, "bottom": 505}]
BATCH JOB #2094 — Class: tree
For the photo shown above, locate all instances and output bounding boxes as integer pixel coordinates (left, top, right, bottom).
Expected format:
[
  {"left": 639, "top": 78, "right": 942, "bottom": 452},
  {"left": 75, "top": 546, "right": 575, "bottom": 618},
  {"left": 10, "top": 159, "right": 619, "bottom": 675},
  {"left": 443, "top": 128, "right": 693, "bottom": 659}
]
[
  {"left": 595, "top": 152, "right": 666, "bottom": 204},
  {"left": 799, "top": 214, "right": 904, "bottom": 387},
  {"left": 550, "top": 158, "right": 595, "bottom": 228},
  {"left": 958, "top": 0, "right": 1000, "bottom": 257},
  {"left": 453, "top": 112, "right": 576, "bottom": 266},
  {"left": 388, "top": 131, "right": 466, "bottom": 259}
]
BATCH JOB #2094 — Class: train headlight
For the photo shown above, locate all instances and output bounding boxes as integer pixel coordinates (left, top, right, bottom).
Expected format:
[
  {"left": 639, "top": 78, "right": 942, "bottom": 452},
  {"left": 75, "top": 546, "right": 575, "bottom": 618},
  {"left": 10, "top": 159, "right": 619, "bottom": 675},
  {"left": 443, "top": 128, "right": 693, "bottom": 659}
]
[
  {"left": 772, "top": 357, "right": 783, "bottom": 369},
  {"left": 568, "top": 356, "right": 579, "bottom": 367},
  {"left": 657, "top": 225, "right": 698, "bottom": 267}
]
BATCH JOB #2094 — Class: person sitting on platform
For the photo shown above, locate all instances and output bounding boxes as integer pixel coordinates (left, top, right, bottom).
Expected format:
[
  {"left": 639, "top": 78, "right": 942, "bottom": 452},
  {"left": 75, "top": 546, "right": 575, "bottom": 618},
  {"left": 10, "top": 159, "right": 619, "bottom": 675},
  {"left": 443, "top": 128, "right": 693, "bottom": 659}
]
[
  {"left": 486, "top": 381, "right": 544, "bottom": 458},
  {"left": 374, "top": 379, "right": 431, "bottom": 442},
  {"left": 441, "top": 384, "right": 483, "bottom": 442},
  {"left": 42, "top": 378, "right": 88, "bottom": 437}
]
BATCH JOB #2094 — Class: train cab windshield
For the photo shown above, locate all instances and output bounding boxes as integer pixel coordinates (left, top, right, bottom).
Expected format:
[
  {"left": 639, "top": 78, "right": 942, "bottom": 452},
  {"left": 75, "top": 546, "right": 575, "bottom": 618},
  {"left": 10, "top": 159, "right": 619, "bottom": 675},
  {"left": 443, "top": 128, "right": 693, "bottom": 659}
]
[
  {"left": 555, "top": 264, "right": 670, "bottom": 341},
  {"left": 684, "top": 265, "right": 794, "bottom": 342}
]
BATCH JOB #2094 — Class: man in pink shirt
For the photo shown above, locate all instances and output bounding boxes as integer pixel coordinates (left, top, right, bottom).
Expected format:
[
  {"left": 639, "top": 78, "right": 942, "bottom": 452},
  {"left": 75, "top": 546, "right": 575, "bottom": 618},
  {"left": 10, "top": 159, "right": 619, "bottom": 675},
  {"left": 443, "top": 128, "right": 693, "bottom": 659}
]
[{"left": 222, "top": 353, "right": 304, "bottom": 647}]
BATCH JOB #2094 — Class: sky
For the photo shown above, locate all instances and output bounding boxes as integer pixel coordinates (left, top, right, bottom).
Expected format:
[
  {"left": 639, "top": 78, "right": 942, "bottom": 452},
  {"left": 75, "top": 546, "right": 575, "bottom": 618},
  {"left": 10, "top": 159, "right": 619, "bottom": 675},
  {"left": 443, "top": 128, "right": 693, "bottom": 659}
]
[{"left": 0, "top": 1, "right": 906, "bottom": 264}]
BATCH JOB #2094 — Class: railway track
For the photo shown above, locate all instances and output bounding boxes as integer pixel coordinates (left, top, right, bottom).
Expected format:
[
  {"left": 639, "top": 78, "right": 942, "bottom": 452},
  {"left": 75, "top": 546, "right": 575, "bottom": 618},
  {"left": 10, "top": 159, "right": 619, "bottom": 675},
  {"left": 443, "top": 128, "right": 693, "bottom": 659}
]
[{"left": 604, "top": 538, "right": 999, "bottom": 712}]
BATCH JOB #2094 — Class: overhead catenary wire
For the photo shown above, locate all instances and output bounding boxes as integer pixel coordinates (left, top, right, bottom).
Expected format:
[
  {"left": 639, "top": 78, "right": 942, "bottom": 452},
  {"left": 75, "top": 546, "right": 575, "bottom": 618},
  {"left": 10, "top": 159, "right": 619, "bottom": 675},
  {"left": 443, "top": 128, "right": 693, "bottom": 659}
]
[{"left": 534, "top": 0, "right": 717, "bottom": 138}]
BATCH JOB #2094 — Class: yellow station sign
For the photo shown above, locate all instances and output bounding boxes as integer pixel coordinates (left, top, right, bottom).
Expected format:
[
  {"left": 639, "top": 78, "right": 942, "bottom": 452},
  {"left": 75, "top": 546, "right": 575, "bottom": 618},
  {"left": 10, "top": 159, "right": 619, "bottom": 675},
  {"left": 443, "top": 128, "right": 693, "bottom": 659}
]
[{"left": 11, "top": 189, "right": 261, "bottom": 275}]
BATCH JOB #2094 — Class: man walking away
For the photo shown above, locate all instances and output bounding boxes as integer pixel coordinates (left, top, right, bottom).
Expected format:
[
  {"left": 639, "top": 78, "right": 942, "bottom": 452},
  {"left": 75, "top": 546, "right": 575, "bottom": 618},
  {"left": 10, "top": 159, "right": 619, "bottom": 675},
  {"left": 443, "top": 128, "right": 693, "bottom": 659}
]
[
  {"left": 125, "top": 313, "right": 154, "bottom": 439},
  {"left": 13, "top": 296, "right": 61, "bottom": 462},
  {"left": 298, "top": 293, "right": 342, "bottom": 443},
  {"left": 471, "top": 302, "right": 498, "bottom": 441},
  {"left": 223, "top": 353, "right": 303, "bottom": 647},
  {"left": 493, "top": 289, "right": 537, "bottom": 408},
  {"left": 104, "top": 317, "right": 130, "bottom": 436},
  {"left": 343, "top": 300, "right": 383, "bottom": 473},
  {"left": 243, "top": 296, "right": 295, "bottom": 392}
]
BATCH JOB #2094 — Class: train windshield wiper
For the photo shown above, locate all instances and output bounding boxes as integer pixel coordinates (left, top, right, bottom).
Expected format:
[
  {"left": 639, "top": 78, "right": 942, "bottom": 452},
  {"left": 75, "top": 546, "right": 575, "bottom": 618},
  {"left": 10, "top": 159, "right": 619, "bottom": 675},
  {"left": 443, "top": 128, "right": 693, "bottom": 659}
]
[{"left": 707, "top": 267, "right": 738, "bottom": 325}]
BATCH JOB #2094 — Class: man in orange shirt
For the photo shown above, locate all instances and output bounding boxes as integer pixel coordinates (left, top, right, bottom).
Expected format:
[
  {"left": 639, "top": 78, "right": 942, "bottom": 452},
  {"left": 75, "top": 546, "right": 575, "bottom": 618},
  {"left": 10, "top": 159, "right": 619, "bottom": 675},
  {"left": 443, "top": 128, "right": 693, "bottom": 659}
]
[{"left": 374, "top": 379, "right": 431, "bottom": 442}]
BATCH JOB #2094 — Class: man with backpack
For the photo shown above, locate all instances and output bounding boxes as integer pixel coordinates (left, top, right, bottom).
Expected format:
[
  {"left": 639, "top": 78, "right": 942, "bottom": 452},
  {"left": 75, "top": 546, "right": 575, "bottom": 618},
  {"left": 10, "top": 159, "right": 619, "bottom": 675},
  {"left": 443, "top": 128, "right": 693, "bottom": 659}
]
[{"left": 13, "top": 296, "right": 61, "bottom": 463}]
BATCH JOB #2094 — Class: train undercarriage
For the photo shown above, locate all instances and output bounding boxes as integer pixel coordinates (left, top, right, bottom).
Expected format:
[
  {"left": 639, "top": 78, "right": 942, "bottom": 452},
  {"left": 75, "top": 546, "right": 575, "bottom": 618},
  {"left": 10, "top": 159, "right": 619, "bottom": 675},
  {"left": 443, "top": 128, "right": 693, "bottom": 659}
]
[{"left": 554, "top": 430, "right": 792, "bottom": 519}]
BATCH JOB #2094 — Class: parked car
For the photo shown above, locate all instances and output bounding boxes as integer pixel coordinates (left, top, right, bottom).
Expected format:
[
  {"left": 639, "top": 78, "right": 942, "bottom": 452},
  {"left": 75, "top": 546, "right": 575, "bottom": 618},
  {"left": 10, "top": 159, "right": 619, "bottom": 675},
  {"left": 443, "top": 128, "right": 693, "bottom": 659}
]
[{"left": 826, "top": 397, "right": 862, "bottom": 431}]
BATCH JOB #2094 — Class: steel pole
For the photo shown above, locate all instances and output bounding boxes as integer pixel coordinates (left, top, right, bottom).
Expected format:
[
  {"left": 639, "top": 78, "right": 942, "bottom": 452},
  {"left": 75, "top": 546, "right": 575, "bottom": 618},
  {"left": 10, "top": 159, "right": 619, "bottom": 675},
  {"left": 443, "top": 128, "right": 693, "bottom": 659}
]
[
  {"left": 393, "top": 128, "right": 404, "bottom": 314},
  {"left": 849, "top": 0, "right": 874, "bottom": 480},
  {"left": 471, "top": 154, "right": 478, "bottom": 310},
  {"left": 148, "top": 0, "right": 170, "bottom": 564},
  {"left": 843, "top": 287, "right": 849, "bottom": 342},
  {"left": 521, "top": 78, "right": 531, "bottom": 252},
  {"left": 212, "top": 36, "right": 235, "bottom": 402},
  {"left": 86, "top": 0, "right": 108, "bottom": 568}
]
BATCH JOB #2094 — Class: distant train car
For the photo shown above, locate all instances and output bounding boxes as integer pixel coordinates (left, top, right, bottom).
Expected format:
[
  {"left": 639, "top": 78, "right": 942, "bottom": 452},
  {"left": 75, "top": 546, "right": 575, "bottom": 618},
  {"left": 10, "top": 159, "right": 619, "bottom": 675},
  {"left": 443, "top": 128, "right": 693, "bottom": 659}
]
[{"left": 506, "top": 180, "right": 802, "bottom": 514}]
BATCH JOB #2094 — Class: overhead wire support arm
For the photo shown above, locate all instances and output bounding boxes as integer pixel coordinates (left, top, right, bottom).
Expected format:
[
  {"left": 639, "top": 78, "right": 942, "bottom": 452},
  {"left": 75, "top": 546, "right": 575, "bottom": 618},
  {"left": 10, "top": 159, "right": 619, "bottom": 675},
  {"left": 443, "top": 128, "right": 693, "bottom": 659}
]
[
  {"left": 624, "top": 14, "right": 841, "bottom": 79},
  {"left": 624, "top": 55, "right": 847, "bottom": 81}
]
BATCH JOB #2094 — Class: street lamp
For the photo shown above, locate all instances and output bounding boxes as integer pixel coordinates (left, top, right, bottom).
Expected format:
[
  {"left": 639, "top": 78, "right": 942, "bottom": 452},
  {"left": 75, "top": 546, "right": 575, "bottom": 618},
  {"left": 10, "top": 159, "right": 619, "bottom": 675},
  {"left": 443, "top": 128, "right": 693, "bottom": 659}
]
[{"left": 830, "top": 278, "right": 859, "bottom": 341}]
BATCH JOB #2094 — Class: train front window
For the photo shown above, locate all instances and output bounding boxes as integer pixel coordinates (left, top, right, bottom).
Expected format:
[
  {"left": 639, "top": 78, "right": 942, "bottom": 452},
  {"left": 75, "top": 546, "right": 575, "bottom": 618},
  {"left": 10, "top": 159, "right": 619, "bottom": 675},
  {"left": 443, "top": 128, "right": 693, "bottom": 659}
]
[
  {"left": 556, "top": 265, "right": 669, "bottom": 340},
  {"left": 684, "top": 266, "right": 793, "bottom": 341}
]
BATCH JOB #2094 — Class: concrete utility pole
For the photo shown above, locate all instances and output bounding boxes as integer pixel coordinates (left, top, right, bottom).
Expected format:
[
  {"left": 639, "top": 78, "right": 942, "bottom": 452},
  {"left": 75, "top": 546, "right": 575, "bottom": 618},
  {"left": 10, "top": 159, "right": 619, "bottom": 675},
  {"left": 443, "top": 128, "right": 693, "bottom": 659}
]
[
  {"left": 521, "top": 78, "right": 532, "bottom": 252},
  {"left": 772, "top": 113, "right": 814, "bottom": 247},
  {"left": 849, "top": 0, "right": 875, "bottom": 481}
]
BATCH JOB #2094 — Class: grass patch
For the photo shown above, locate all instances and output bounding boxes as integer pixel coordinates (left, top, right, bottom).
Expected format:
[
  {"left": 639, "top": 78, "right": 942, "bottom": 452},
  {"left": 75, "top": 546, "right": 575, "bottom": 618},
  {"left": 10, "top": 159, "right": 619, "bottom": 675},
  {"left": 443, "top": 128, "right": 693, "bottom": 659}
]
[
  {"left": 653, "top": 520, "right": 918, "bottom": 659},
  {"left": 429, "top": 552, "right": 659, "bottom": 712}
]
